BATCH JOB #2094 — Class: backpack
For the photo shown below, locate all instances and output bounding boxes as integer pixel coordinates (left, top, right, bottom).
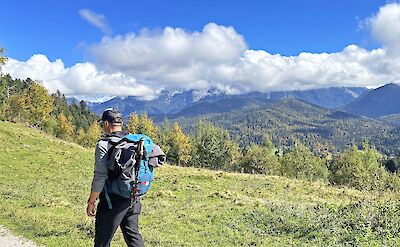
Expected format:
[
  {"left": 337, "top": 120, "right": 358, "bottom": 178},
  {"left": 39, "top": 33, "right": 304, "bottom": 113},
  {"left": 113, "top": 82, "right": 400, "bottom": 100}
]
[{"left": 104, "top": 133, "right": 155, "bottom": 208}]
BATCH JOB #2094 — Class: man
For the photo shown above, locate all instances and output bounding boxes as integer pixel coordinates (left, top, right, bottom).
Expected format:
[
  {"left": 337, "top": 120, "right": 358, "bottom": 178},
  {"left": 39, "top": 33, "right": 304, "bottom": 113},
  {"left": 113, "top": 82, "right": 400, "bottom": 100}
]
[{"left": 87, "top": 108, "right": 144, "bottom": 247}]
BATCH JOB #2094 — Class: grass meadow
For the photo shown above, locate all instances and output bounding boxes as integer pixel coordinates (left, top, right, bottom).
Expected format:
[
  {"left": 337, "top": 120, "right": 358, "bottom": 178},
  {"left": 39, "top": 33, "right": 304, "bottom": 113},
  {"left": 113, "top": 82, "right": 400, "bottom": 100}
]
[{"left": 0, "top": 121, "right": 399, "bottom": 246}]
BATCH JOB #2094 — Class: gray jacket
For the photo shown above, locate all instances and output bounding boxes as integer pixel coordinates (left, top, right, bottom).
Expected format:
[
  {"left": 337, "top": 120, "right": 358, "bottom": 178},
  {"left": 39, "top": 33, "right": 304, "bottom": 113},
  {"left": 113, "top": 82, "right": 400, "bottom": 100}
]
[{"left": 90, "top": 132, "right": 166, "bottom": 193}]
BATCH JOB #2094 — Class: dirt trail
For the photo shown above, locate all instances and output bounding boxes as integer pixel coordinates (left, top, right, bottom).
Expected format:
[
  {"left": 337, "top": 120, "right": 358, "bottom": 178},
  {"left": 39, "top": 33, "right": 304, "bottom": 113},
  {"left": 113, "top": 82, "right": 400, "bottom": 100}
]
[{"left": 0, "top": 225, "right": 40, "bottom": 247}]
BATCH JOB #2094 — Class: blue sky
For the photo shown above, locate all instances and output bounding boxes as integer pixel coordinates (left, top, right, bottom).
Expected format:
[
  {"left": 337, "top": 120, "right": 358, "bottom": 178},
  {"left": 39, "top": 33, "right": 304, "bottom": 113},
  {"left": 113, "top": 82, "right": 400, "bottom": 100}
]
[
  {"left": 1, "top": 0, "right": 387, "bottom": 66},
  {"left": 1, "top": 0, "right": 400, "bottom": 99}
]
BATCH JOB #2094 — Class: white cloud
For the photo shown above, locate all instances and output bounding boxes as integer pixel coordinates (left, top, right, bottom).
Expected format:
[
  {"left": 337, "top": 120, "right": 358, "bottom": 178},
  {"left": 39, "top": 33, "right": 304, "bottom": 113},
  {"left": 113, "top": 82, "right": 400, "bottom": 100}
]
[
  {"left": 4, "top": 3, "right": 400, "bottom": 99},
  {"left": 3, "top": 54, "right": 155, "bottom": 99},
  {"left": 79, "top": 9, "right": 112, "bottom": 35},
  {"left": 365, "top": 2, "right": 400, "bottom": 54}
]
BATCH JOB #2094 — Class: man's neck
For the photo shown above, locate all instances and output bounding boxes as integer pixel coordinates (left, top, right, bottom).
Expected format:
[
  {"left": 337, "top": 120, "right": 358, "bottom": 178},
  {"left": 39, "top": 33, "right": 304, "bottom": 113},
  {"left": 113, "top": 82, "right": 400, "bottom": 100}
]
[{"left": 108, "top": 126, "right": 123, "bottom": 133}]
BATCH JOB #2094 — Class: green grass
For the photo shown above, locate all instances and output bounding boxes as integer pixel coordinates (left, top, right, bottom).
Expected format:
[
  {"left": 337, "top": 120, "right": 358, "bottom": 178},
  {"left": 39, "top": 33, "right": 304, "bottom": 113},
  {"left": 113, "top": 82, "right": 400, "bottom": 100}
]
[{"left": 0, "top": 121, "right": 399, "bottom": 246}]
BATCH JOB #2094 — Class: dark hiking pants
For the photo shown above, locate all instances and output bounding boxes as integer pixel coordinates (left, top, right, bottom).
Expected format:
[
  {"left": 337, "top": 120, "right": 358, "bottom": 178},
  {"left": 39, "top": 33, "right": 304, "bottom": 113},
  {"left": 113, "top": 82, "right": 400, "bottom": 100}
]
[{"left": 94, "top": 193, "right": 144, "bottom": 247}]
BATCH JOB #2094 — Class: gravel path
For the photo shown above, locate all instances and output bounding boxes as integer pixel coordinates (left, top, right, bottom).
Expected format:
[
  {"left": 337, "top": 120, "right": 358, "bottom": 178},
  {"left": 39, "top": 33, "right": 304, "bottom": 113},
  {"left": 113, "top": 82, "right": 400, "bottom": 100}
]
[{"left": 0, "top": 225, "right": 40, "bottom": 247}]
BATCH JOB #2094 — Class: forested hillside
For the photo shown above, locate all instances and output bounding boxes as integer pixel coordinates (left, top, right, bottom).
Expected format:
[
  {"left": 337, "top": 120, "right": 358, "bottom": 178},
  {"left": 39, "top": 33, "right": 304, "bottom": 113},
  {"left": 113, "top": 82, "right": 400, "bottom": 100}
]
[
  {"left": 0, "top": 73, "right": 101, "bottom": 147},
  {"left": 173, "top": 98, "right": 400, "bottom": 155}
]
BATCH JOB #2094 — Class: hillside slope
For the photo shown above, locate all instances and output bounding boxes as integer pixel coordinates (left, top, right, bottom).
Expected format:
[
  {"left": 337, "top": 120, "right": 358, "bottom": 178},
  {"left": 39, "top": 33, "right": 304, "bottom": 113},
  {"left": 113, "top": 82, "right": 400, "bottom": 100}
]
[
  {"left": 341, "top": 83, "right": 400, "bottom": 118},
  {"left": 175, "top": 98, "right": 396, "bottom": 154},
  {"left": 0, "top": 121, "right": 399, "bottom": 246}
]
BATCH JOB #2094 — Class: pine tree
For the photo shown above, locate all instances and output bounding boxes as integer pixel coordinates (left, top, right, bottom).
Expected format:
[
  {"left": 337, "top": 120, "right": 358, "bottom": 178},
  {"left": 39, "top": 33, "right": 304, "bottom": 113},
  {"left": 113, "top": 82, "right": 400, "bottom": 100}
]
[{"left": 158, "top": 118, "right": 172, "bottom": 155}]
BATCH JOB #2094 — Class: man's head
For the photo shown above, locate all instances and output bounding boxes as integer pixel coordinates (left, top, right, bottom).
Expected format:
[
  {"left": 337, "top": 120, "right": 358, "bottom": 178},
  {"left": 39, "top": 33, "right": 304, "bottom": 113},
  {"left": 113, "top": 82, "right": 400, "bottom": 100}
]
[{"left": 98, "top": 108, "right": 123, "bottom": 133}]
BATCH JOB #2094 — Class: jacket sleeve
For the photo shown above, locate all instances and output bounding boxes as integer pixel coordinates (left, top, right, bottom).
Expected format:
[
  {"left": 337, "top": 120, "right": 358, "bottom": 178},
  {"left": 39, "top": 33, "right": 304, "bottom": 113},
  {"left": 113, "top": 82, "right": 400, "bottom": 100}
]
[
  {"left": 90, "top": 140, "right": 110, "bottom": 193},
  {"left": 148, "top": 144, "right": 167, "bottom": 167}
]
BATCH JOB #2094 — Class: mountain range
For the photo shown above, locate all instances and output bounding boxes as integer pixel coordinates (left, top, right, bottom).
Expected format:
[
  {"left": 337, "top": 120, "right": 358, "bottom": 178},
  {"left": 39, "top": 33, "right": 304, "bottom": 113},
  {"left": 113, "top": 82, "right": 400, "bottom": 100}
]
[{"left": 88, "top": 86, "right": 369, "bottom": 118}]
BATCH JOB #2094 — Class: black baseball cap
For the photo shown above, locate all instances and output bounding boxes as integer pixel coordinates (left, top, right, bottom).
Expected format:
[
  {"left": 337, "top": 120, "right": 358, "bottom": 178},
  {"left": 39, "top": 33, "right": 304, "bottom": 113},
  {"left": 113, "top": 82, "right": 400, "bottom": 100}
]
[{"left": 98, "top": 108, "right": 123, "bottom": 124}]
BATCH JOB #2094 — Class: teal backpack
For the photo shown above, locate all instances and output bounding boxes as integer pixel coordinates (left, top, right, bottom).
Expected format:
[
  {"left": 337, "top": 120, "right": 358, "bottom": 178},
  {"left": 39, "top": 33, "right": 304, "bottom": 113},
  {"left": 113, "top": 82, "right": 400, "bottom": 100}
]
[{"left": 104, "top": 134, "right": 155, "bottom": 208}]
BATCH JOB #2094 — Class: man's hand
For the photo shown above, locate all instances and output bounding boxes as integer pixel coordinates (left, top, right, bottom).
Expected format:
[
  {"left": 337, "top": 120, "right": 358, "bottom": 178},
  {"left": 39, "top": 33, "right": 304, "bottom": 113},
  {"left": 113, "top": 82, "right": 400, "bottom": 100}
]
[
  {"left": 86, "top": 191, "right": 100, "bottom": 217},
  {"left": 87, "top": 201, "right": 96, "bottom": 217}
]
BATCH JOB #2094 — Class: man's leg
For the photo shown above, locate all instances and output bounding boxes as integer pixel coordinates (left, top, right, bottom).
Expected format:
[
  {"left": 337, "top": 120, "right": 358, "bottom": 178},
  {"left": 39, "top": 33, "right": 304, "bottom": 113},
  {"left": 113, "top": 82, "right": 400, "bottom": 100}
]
[
  {"left": 94, "top": 196, "right": 130, "bottom": 247},
  {"left": 120, "top": 201, "right": 145, "bottom": 247}
]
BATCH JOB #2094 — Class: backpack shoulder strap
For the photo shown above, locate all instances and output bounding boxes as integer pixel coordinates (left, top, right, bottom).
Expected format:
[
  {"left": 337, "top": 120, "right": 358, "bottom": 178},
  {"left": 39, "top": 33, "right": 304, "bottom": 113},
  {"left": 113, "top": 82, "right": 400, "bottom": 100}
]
[{"left": 104, "top": 136, "right": 124, "bottom": 160}]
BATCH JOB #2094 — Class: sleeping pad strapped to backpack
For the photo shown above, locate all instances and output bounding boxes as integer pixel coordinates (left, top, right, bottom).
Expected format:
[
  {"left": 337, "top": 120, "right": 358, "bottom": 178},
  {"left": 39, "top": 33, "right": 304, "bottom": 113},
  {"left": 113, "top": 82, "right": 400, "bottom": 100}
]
[{"left": 104, "top": 134, "right": 155, "bottom": 208}]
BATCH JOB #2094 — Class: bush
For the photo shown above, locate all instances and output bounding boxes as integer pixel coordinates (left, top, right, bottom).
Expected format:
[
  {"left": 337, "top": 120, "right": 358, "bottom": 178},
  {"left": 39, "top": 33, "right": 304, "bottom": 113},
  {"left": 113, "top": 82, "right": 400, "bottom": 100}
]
[
  {"left": 238, "top": 144, "right": 280, "bottom": 174},
  {"left": 280, "top": 143, "right": 328, "bottom": 181},
  {"left": 191, "top": 120, "right": 240, "bottom": 170},
  {"left": 329, "top": 142, "right": 392, "bottom": 191}
]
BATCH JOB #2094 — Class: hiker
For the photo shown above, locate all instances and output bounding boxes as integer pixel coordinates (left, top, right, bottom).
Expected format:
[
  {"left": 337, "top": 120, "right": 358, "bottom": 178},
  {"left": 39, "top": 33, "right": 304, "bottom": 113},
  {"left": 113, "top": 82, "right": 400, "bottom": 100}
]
[{"left": 86, "top": 108, "right": 166, "bottom": 247}]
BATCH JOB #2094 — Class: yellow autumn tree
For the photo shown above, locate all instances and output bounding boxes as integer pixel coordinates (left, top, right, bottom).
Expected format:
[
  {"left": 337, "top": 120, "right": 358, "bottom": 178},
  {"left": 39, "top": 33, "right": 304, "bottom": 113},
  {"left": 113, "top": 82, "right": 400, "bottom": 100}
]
[
  {"left": 126, "top": 112, "right": 140, "bottom": 133},
  {"left": 9, "top": 93, "right": 30, "bottom": 122},
  {"left": 56, "top": 112, "right": 75, "bottom": 140},
  {"left": 9, "top": 82, "right": 54, "bottom": 126},
  {"left": 139, "top": 112, "right": 158, "bottom": 141},
  {"left": 27, "top": 83, "right": 54, "bottom": 125},
  {"left": 126, "top": 112, "right": 158, "bottom": 141},
  {"left": 86, "top": 121, "right": 102, "bottom": 147},
  {"left": 169, "top": 122, "right": 192, "bottom": 166},
  {"left": 77, "top": 128, "right": 88, "bottom": 146}
]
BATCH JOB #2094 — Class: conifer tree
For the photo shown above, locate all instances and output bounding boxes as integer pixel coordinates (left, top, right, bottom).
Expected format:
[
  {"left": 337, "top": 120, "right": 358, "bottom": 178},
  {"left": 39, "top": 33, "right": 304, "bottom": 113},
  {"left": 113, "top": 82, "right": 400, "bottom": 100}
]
[{"left": 158, "top": 118, "right": 172, "bottom": 155}]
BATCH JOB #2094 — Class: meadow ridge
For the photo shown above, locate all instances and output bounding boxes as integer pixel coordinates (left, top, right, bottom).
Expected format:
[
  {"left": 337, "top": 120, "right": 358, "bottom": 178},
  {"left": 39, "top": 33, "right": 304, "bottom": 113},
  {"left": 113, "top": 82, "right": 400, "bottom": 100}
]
[{"left": 0, "top": 121, "right": 400, "bottom": 247}]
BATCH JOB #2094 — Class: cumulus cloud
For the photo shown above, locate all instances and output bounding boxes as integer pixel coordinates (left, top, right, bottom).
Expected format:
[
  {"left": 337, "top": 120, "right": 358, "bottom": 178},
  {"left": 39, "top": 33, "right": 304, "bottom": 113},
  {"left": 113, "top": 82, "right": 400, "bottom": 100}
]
[
  {"left": 368, "top": 2, "right": 400, "bottom": 54},
  {"left": 79, "top": 9, "right": 112, "bottom": 35},
  {"left": 3, "top": 54, "right": 155, "bottom": 99},
  {"left": 4, "top": 3, "right": 400, "bottom": 99}
]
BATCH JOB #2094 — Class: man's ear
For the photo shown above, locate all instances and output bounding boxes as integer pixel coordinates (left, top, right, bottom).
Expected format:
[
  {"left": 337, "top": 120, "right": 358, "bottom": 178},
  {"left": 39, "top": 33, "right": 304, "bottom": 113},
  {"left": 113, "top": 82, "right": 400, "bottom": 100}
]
[{"left": 104, "top": 121, "right": 110, "bottom": 131}]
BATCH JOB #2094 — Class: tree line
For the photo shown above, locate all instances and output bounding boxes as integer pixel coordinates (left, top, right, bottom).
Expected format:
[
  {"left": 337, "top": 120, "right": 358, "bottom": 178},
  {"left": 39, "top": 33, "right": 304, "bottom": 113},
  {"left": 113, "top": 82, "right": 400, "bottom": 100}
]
[{"left": 126, "top": 114, "right": 400, "bottom": 192}]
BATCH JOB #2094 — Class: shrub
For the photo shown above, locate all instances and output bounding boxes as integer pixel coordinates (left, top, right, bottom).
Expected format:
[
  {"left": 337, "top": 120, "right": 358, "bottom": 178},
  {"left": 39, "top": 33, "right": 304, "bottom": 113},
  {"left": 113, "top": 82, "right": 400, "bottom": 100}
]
[
  {"left": 191, "top": 120, "right": 240, "bottom": 170},
  {"left": 238, "top": 144, "right": 280, "bottom": 174},
  {"left": 329, "top": 142, "right": 391, "bottom": 190},
  {"left": 280, "top": 143, "right": 328, "bottom": 181}
]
